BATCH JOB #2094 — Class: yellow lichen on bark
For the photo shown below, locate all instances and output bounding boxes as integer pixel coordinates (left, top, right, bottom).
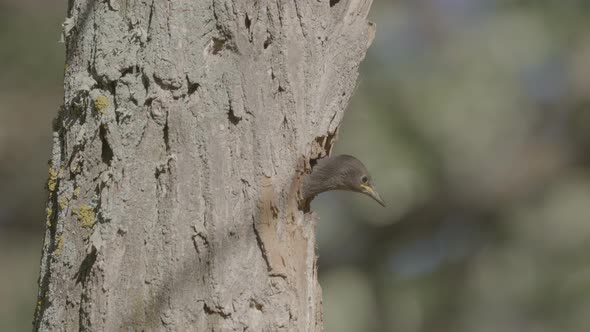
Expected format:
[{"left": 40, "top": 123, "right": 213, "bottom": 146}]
[
  {"left": 73, "top": 205, "right": 95, "bottom": 228},
  {"left": 54, "top": 237, "right": 65, "bottom": 256},
  {"left": 94, "top": 95, "right": 109, "bottom": 113},
  {"left": 58, "top": 194, "right": 71, "bottom": 210},
  {"left": 46, "top": 207, "right": 53, "bottom": 227},
  {"left": 47, "top": 168, "right": 59, "bottom": 192}
]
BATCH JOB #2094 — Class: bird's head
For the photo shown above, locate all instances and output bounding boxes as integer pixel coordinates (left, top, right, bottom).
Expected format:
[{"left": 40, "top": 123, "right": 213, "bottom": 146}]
[{"left": 329, "top": 155, "right": 386, "bottom": 207}]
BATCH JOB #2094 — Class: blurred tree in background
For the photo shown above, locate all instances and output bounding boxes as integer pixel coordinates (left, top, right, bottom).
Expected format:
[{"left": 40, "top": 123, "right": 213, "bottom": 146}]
[{"left": 2, "top": 0, "right": 590, "bottom": 331}]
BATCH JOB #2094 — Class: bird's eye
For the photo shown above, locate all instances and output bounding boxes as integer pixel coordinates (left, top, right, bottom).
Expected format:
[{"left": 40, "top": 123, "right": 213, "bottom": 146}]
[{"left": 361, "top": 175, "right": 368, "bottom": 184}]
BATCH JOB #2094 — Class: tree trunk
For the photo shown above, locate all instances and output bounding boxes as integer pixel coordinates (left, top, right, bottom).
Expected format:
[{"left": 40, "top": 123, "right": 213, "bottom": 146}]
[{"left": 34, "top": 0, "right": 374, "bottom": 330}]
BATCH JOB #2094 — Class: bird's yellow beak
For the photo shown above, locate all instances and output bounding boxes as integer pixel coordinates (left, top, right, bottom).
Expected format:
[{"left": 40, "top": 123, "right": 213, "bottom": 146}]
[{"left": 360, "top": 184, "right": 386, "bottom": 207}]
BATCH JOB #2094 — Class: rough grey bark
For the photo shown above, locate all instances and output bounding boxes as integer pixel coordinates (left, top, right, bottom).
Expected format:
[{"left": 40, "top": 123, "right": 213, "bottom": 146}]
[{"left": 34, "top": 0, "right": 374, "bottom": 330}]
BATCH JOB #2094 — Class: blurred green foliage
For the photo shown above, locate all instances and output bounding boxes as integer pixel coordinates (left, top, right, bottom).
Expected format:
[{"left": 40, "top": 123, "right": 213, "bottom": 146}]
[{"left": 2, "top": 0, "right": 590, "bottom": 331}]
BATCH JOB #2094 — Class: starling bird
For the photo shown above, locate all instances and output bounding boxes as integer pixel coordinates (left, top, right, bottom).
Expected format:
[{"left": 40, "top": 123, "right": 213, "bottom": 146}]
[{"left": 302, "top": 155, "right": 385, "bottom": 207}]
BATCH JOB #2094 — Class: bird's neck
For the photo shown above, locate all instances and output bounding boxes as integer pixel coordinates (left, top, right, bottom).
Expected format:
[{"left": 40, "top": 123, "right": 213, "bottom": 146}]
[{"left": 301, "top": 162, "right": 342, "bottom": 200}]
